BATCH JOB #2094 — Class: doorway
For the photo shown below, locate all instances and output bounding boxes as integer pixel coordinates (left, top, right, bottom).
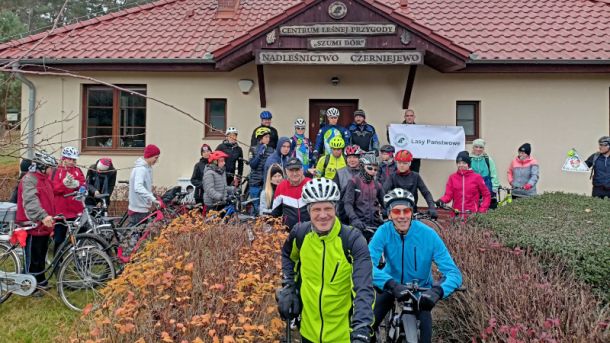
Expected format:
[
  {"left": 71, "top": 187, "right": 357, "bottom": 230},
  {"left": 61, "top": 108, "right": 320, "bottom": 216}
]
[{"left": 308, "top": 99, "right": 359, "bottom": 140}]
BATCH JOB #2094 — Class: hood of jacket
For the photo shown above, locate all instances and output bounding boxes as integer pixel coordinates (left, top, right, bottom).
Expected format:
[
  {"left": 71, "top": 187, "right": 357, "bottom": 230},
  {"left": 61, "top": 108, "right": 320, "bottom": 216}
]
[
  {"left": 273, "top": 137, "right": 293, "bottom": 158},
  {"left": 134, "top": 157, "right": 150, "bottom": 169}
]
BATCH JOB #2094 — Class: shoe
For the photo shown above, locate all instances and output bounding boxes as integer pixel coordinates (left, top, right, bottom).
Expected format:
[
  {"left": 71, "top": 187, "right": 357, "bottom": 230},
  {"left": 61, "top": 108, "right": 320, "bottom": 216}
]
[{"left": 31, "top": 290, "right": 45, "bottom": 298}]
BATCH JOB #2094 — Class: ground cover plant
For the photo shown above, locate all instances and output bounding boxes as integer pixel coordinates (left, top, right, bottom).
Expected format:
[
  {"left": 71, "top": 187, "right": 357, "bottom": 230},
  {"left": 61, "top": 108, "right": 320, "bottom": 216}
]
[
  {"left": 74, "top": 212, "right": 288, "bottom": 342},
  {"left": 470, "top": 192, "right": 610, "bottom": 300}
]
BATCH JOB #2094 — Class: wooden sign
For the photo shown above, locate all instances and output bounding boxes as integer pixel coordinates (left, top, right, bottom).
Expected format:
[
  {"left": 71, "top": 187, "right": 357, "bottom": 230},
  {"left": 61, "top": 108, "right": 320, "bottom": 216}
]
[
  {"left": 308, "top": 37, "right": 366, "bottom": 49},
  {"left": 256, "top": 50, "right": 423, "bottom": 65},
  {"left": 279, "top": 23, "right": 396, "bottom": 36}
]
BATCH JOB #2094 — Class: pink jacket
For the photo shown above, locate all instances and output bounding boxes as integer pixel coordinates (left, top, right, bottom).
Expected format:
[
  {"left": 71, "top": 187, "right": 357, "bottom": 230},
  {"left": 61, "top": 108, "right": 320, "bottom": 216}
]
[
  {"left": 51, "top": 165, "right": 85, "bottom": 219},
  {"left": 439, "top": 169, "right": 491, "bottom": 216}
]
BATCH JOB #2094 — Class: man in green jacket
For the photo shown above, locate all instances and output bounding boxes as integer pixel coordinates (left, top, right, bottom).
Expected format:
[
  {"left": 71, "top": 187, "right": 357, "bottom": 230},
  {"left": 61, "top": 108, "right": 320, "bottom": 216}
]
[
  {"left": 279, "top": 177, "right": 375, "bottom": 342},
  {"left": 470, "top": 138, "right": 500, "bottom": 208}
]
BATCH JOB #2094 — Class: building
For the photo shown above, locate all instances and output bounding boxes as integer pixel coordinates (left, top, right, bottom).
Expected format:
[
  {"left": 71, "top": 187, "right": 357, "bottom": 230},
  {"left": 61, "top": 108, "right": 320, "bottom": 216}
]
[{"left": 0, "top": 0, "right": 609, "bottom": 199}]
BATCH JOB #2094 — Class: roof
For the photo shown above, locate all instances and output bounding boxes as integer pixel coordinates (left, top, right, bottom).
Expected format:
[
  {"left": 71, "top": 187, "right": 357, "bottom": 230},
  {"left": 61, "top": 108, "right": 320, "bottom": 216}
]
[{"left": 0, "top": 0, "right": 609, "bottom": 62}]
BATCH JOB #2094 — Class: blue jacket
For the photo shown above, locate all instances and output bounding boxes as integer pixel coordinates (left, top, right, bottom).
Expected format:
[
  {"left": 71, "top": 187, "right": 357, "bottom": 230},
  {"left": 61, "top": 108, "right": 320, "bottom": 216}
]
[
  {"left": 369, "top": 220, "right": 462, "bottom": 298},
  {"left": 314, "top": 124, "right": 350, "bottom": 156},
  {"left": 264, "top": 137, "right": 293, "bottom": 178},
  {"left": 348, "top": 122, "right": 379, "bottom": 152}
]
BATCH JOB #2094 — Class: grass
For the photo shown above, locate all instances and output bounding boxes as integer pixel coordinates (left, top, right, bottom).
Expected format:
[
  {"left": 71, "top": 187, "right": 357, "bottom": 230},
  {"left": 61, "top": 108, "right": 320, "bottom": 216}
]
[{"left": 0, "top": 292, "right": 80, "bottom": 343}]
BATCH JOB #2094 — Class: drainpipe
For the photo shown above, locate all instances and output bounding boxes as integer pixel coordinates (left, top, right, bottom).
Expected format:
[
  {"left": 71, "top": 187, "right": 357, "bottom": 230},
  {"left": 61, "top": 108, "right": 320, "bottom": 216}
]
[{"left": 11, "top": 63, "right": 36, "bottom": 159}]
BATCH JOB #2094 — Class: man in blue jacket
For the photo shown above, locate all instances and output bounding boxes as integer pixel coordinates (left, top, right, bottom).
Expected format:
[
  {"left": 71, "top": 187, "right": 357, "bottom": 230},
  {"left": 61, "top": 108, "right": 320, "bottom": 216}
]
[
  {"left": 314, "top": 107, "right": 350, "bottom": 157},
  {"left": 368, "top": 188, "right": 462, "bottom": 343},
  {"left": 348, "top": 109, "right": 379, "bottom": 154}
]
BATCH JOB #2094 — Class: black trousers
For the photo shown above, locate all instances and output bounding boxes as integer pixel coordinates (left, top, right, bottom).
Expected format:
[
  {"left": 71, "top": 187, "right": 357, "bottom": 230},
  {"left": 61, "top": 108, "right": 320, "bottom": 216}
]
[
  {"left": 592, "top": 186, "right": 610, "bottom": 199},
  {"left": 373, "top": 290, "right": 433, "bottom": 343},
  {"left": 128, "top": 212, "right": 149, "bottom": 226},
  {"left": 25, "top": 234, "right": 50, "bottom": 284}
]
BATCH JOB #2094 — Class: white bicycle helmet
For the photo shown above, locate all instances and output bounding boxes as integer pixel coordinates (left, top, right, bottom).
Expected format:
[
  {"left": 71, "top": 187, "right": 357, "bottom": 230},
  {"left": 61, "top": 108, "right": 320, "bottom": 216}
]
[
  {"left": 302, "top": 178, "right": 341, "bottom": 204},
  {"left": 61, "top": 146, "right": 79, "bottom": 159},
  {"left": 226, "top": 127, "right": 239, "bottom": 135},
  {"left": 383, "top": 188, "right": 415, "bottom": 209},
  {"left": 326, "top": 107, "right": 340, "bottom": 118},
  {"left": 359, "top": 153, "right": 379, "bottom": 166},
  {"left": 33, "top": 151, "right": 58, "bottom": 168},
  {"left": 294, "top": 118, "right": 307, "bottom": 128}
]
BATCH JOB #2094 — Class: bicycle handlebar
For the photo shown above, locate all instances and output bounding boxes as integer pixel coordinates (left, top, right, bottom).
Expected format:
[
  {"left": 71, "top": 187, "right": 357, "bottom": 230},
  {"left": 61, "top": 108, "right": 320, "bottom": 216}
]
[{"left": 437, "top": 203, "right": 472, "bottom": 215}]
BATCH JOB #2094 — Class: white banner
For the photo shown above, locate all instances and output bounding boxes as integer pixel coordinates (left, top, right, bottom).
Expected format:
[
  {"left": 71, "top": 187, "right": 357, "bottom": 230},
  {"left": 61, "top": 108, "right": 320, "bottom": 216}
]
[
  {"left": 388, "top": 124, "right": 465, "bottom": 160},
  {"left": 562, "top": 149, "right": 590, "bottom": 173}
]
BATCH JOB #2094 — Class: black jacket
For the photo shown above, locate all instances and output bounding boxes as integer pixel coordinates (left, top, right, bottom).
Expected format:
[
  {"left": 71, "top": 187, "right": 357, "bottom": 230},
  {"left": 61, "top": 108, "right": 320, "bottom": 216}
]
[
  {"left": 249, "top": 144, "right": 275, "bottom": 186},
  {"left": 85, "top": 161, "right": 117, "bottom": 206},
  {"left": 344, "top": 174, "right": 384, "bottom": 229},
  {"left": 382, "top": 171, "right": 435, "bottom": 208},
  {"left": 216, "top": 140, "right": 244, "bottom": 178},
  {"left": 250, "top": 125, "right": 279, "bottom": 150},
  {"left": 190, "top": 157, "right": 208, "bottom": 203}
]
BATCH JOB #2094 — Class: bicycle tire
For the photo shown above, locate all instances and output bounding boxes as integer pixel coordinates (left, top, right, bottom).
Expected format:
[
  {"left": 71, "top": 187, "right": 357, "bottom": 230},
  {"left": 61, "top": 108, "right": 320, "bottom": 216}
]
[
  {"left": 0, "top": 243, "right": 21, "bottom": 304},
  {"left": 418, "top": 218, "right": 444, "bottom": 232},
  {"left": 75, "top": 233, "right": 115, "bottom": 258},
  {"left": 57, "top": 246, "right": 115, "bottom": 311},
  {"left": 402, "top": 314, "right": 420, "bottom": 343}
]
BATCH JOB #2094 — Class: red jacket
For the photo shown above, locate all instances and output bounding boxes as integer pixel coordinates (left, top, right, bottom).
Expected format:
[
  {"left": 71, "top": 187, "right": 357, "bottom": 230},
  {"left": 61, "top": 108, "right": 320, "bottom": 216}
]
[
  {"left": 51, "top": 165, "right": 85, "bottom": 218},
  {"left": 16, "top": 172, "right": 56, "bottom": 236},
  {"left": 439, "top": 169, "right": 491, "bottom": 217},
  {"left": 271, "top": 177, "right": 311, "bottom": 229}
]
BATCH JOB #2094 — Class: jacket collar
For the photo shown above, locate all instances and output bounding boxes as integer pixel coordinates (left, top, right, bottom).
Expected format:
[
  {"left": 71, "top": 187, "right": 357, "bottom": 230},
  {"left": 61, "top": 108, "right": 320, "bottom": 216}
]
[{"left": 313, "top": 217, "right": 342, "bottom": 241}]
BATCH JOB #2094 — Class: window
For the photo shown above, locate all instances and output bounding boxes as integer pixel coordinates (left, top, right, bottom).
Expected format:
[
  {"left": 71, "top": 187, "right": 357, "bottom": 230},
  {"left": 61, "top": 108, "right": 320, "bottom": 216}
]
[
  {"left": 82, "top": 85, "right": 147, "bottom": 151},
  {"left": 205, "top": 99, "right": 227, "bottom": 137},
  {"left": 456, "top": 101, "right": 480, "bottom": 141}
]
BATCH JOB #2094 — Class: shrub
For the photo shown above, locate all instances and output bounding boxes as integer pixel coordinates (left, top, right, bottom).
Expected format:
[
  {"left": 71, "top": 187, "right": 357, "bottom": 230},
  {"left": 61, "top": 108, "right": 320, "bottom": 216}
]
[
  {"left": 433, "top": 222, "right": 609, "bottom": 342},
  {"left": 73, "top": 212, "right": 288, "bottom": 342},
  {"left": 470, "top": 192, "right": 610, "bottom": 301}
]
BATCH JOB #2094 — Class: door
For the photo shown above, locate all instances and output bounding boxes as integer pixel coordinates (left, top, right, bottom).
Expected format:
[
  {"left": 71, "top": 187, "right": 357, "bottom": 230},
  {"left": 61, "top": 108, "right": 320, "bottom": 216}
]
[{"left": 308, "top": 99, "right": 359, "bottom": 141}]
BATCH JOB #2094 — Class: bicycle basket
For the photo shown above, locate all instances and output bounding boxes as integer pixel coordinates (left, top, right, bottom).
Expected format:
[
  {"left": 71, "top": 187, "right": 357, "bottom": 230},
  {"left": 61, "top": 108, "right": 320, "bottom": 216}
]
[
  {"left": 0, "top": 202, "right": 17, "bottom": 223},
  {"left": 161, "top": 186, "right": 182, "bottom": 204}
]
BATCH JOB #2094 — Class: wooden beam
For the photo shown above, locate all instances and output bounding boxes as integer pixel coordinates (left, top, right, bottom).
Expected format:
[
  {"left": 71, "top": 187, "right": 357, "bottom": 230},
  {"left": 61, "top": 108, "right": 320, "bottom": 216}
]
[
  {"left": 402, "top": 65, "right": 417, "bottom": 109},
  {"left": 257, "top": 64, "right": 267, "bottom": 108}
]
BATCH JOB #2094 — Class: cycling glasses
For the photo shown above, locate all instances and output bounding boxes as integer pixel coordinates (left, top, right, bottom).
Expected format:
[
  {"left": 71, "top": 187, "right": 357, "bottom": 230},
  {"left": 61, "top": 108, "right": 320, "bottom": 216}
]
[
  {"left": 365, "top": 166, "right": 379, "bottom": 172},
  {"left": 390, "top": 207, "right": 412, "bottom": 216}
]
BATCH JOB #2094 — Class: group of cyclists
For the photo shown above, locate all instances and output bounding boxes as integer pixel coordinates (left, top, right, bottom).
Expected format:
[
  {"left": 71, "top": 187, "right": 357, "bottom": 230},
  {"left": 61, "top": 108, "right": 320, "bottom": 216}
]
[{"left": 7, "top": 105, "right": 609, "bottom": 340}]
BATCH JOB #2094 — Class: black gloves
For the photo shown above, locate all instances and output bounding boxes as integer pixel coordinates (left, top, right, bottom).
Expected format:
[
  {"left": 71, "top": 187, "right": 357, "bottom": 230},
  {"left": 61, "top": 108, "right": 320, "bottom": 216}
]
[
  {"left": 384, "top": 280, "right": 411, "bottom": 301},
  {"left": 427, "top": 207, "right": 438, "bottom": 220},
  {"left": 276, "top": 285, "right": 301, "bottom": 320},
  {"left": 350, "top": 328, "right": 371, "bottom": 343},
  {"left": 419, "top": 285, "right": 444, "bottom": 311},
  {"left": 435, "top": 199, "right": 446, "bottom": 209}
]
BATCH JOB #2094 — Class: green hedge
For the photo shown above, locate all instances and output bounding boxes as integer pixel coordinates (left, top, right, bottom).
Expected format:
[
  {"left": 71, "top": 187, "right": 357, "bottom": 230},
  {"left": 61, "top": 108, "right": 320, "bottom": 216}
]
[{"left": 470, "top": 192, "right": 610, "bottom": 300}]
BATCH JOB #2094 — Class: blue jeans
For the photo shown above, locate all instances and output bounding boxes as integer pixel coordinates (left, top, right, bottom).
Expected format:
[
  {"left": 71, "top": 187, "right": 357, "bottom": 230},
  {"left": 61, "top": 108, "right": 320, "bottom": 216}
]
[{"left": 249, "top": 185, "right": 262, "bottom": 215}]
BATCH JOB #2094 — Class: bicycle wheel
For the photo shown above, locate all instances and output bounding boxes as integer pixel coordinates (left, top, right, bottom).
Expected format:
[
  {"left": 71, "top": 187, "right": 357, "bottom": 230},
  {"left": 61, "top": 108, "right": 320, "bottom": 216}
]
[
  {"left": 57, "top": 246, "right": 115, "bottom": 311},
  {"left": 75, "top": 233, "right": 114, "bottom": 258},
  {"left": 418, "top": 218, "right": 444, "bottom": 232},
  {"left": 0, "top": 243, "right": 21, "bottom": 304}
]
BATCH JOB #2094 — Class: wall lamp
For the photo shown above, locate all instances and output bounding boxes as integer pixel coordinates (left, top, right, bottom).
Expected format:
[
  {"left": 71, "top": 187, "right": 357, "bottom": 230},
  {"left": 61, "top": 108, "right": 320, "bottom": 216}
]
[{"left": 238, "top": 79, "right": 254, "bottom": 94}]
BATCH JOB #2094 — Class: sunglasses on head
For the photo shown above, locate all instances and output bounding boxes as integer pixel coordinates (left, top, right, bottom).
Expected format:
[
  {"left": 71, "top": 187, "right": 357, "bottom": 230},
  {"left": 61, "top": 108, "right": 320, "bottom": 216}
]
[
  {"left": 391, "top": 207, "right": 413, "bottom": 216},
  {"left": 365, "top": 165, "right": 378, "bottom": 172}
]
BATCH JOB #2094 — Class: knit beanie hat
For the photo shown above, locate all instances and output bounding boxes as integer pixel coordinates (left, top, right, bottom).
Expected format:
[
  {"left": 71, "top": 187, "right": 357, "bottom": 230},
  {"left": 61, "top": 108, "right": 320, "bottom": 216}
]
[
  {"left": 456, "top": 151, "right": 471, "bottom": 166},
  {"left": 354, "top": 109, "right": 366, "bottom": 118},
  {"left": 472, "top": 138, "right": 486, "bottom": 148},
  {"left": 518, "top": 143, "right": 531, "bottom": 155},
  {"left": 270, "top": 165, "right": 284, "bottom": 178},
  {"left": 97, "top": 158, "right": 112, "bottom": 171},
  {"left": 144, "top": 144, "right": 161, "bottom": 158},
  {"left": 201, "top": 144, "right": 211, "bottom": 154}
]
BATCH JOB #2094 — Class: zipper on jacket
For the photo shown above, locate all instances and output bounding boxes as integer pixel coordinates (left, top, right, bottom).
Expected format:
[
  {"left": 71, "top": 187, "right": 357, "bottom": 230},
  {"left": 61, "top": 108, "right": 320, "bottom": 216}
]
[
  {"left": 461, "top": 174, "right": 466, "bottom": 215},
  {"left": 319, "top": 241, "right": 326, "bottom": 342},
  {"left": 330, "top": 262, "right": 340, "bottom": 283},
  {"left": 414, "top": 247, "right": 417, "bottom": 272},
  {"left": 400, "top": 235, "right": 405, "bottom": 284}
]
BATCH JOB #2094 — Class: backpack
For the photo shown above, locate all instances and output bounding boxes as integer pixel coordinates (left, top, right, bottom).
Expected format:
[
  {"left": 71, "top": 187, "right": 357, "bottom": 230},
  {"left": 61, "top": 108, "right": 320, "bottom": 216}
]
[
  {"left": 590, "top": 152, "right": 601, "bottom": 180},
  {"left": 293, "top": 223, "right": 360, "bottom": 264}
]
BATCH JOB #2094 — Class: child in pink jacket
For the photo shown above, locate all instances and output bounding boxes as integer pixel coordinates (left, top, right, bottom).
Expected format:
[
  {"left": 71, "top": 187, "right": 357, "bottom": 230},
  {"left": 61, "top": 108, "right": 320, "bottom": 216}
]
[{"left": 438, "top": 151, "right": 491, "bottom": 217}]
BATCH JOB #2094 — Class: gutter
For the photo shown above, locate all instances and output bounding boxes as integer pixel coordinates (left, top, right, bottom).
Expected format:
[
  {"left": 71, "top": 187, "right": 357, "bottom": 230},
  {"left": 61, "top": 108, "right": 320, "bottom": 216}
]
[
  {"left": 467, "top": 57, "right": 610, "bottom": 65},
  {"left": 0, "top": 56, "right": 216, "bottom": 65},
  {"left": 11, "top": 63, "right": 35, "bottom": 159}
]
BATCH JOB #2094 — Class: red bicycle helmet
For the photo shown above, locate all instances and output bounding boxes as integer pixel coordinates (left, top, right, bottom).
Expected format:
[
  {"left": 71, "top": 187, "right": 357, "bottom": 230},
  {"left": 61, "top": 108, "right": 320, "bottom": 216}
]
[
  {"left": 394, "top": 150, "right": 413, "bottom": 163},
  {"left": 344, "top": 145, "right": 363, "bottom": 156},
  {"left": 208, "top": 150, "right": 229, "bottom": 163}
]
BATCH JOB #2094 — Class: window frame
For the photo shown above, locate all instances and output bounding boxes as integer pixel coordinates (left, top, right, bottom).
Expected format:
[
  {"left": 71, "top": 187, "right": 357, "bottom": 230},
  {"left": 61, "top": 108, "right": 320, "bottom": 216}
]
[
  {"left": 456, "top": 100, "right": 480, "bottom": 142},
  {"left": 204, "top": 98, "right": 228, "bottom": 138},
  {"left": 81, "top": 84, "right": 147, "bottom": 153}
]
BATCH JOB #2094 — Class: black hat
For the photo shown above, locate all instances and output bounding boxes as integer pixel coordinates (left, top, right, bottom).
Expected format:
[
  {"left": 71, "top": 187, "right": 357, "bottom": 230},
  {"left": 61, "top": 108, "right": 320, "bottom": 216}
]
[
  {"left": 354, "top": 109, "right": 366, "bottom": 118},
  {"left": 270, "top": 164, "right": 284, "bottom": 177},
  {"left": 285, "top": 157, "right": 303, "bottom": 170},
  {"left": 456, "top": 151, "right": 471, "bottom": 166},
  {"left": 518, "top": 143, "right": 531, "bottom": 155},
  {"left": 20, "top": 159, "right": 32, "bottom": 173}
]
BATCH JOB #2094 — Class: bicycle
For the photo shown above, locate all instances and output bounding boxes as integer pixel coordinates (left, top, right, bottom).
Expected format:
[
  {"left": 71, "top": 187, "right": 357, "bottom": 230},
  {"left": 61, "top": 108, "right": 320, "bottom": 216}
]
[
  {"left": 412, "top": 212, "right": 443, "bottom": 232},
  {"left": 377, "top": 281, "right": 466, "bottom": 343},
  {"left": 497, "top": 186, "right": 523, "bottom": 207},
  {"left": 436, "top": 203, "right": 472, "bottom": 230},
  {"left": 0, "top": 215, "right": 116, "bottom": 311}
]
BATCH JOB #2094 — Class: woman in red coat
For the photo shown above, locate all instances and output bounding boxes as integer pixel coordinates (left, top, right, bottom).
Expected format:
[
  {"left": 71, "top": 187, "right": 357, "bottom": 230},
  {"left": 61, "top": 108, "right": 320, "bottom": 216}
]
[
  {"left": 51, "top": 147, "right": 85, "bottom": 255},
  {"left": 437, "top": 151, "right": 491, "bottom": 217}
]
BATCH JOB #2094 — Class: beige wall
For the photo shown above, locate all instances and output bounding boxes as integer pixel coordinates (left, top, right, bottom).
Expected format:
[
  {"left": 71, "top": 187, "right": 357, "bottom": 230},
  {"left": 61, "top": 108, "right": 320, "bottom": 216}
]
[{"left": 21, "top": 64, "right": 609, "bottom": 202}]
